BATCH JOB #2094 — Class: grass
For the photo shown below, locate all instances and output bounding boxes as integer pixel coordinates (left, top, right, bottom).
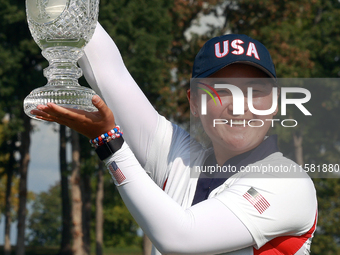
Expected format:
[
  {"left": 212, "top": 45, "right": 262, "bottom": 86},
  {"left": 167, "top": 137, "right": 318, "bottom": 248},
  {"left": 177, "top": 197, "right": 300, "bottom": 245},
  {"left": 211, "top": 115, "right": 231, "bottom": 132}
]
[
  {"left": 101, "top": 247, "right": 142, "bottom": 255},
  {"left": 0, "top": 246, "right": 143, "bottom": 255},
  {"left": 0, "top": 246, "right": 59, "bottom": 255}
]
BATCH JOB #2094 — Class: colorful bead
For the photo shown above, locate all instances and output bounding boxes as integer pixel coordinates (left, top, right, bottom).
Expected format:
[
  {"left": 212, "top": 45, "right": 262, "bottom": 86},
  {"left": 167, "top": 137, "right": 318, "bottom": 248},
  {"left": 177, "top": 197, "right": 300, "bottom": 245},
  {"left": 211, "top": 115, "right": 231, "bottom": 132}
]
[{"left": 89, "top": 125, "right": 123, "bottom": 148}]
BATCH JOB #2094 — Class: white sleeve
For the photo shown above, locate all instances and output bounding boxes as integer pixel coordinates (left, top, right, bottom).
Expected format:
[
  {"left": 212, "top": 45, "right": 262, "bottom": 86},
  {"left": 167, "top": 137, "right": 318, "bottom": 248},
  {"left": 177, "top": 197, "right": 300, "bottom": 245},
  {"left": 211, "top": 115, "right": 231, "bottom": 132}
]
[
  {"left": 105, "top": 143, "right": 255, "bottom": 255},
  {"left": 78, "top": 23, "right": 159, "bottom": 167}
]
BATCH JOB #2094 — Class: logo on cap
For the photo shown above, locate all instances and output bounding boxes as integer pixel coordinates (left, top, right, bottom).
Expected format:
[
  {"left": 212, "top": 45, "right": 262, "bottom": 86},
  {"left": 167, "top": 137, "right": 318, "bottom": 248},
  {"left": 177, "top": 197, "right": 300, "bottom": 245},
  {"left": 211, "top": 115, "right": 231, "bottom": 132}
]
[{"left": 215, "top": 40, "right": 260, "bottom": 60}]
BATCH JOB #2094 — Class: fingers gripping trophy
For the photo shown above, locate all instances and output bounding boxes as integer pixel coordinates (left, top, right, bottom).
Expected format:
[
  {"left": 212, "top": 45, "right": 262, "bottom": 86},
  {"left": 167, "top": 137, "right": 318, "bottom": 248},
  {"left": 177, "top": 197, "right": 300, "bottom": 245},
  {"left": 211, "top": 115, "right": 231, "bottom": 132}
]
[{"left": 24, "top": 0, "right": 100, "bottom": 120}]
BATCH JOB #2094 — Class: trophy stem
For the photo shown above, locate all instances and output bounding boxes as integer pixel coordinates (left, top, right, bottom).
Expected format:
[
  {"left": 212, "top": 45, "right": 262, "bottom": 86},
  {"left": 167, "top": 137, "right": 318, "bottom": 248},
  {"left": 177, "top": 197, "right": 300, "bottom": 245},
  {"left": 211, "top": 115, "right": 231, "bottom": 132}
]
[
  {"left": 23, "top": 46, "right": 97, "bottom": 120},
  {"left": 42, "top": 46, "right": 84, "bottom": 87}
]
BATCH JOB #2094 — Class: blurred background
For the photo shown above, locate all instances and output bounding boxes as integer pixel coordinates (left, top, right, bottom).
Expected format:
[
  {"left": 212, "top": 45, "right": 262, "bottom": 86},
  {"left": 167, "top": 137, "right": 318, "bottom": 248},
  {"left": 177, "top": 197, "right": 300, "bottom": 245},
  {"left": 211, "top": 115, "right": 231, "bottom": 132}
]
[{"left": 1, "top": 0, "right": 340, "bottom": 254}]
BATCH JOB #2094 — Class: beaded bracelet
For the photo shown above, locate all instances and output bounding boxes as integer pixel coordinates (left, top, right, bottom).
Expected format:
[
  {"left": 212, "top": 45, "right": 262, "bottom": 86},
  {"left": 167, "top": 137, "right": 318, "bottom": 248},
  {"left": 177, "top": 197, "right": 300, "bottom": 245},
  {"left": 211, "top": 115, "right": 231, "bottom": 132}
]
[{"left": 89, "top": 126, "right": 123, "bottom": 148}]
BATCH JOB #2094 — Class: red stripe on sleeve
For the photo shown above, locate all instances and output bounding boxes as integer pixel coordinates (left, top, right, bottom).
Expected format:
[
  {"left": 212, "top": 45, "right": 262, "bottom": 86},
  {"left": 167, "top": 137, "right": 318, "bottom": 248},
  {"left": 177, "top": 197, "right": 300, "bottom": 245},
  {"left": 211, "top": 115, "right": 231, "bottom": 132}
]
[
  {"left": 253, "top": 211, "right": 318, "bottom": 255},
  {"left": 162, "top": 178, "right": 168, "bottom": 191}
]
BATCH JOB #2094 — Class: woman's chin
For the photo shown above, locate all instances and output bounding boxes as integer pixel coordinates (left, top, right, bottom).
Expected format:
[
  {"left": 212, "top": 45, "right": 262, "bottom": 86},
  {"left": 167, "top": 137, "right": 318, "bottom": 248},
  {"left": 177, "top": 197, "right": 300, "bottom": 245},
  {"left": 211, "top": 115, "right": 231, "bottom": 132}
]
[{"left": 219, "top": 135, "right": 260, "bottom": 154}]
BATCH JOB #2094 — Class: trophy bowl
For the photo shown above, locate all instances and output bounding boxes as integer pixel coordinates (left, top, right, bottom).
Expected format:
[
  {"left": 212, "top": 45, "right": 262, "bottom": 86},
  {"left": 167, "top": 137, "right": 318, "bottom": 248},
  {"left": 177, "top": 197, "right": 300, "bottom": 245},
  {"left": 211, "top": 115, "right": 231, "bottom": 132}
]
[{"left": 24, "top": 0, "right": 100, "bottom": 120}]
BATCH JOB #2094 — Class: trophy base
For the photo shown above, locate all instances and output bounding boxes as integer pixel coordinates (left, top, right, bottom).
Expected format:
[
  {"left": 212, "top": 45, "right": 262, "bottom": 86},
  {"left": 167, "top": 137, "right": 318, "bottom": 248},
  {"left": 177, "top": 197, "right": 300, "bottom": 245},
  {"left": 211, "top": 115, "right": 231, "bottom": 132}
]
[{"left": 24, "top": 85, "right": 97, "bottom": 121}]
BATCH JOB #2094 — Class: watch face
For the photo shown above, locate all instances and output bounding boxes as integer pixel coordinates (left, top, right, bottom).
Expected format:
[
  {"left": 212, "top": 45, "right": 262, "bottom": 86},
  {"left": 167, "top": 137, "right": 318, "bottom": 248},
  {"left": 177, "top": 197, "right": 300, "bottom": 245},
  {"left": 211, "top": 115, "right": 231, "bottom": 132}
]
[{"left": 27, "top": 0, "right": 68, "bottom": 24}]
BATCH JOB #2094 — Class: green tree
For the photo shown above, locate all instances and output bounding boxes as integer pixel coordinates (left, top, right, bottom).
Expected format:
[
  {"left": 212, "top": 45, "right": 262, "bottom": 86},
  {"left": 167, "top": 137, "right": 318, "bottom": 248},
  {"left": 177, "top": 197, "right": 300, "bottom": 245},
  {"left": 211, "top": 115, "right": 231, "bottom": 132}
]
[
  {"left": 167, "top": 0, "right": 223, "bottom": 124},
  {"left": 58, "top": 125, "right": 72, "bottom": 255},
  {"left": 312, "top": 178, "right": 340, "bottom": 254},
  {"left": 0, "top": 0, "right": 45, "bottom": 254},
  {"left": 102, "top": 174, "right": 142, "bottom": 248},
  {"left": 99, "top": 0, "right": 173, "bottom": 114},
  {"left": 98, "top": 0, "right": 220, "bottom": 124},
  {"left": 26, "top": 184, "right": 62, "bottom": 246}
]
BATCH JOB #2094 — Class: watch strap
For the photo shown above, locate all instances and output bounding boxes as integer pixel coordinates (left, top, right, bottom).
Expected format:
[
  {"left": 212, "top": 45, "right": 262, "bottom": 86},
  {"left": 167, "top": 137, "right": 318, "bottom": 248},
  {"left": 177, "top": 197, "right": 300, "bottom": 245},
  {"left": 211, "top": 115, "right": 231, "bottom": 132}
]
[{"left": 95, "top": 136, "right": 124, "bottom": 160}]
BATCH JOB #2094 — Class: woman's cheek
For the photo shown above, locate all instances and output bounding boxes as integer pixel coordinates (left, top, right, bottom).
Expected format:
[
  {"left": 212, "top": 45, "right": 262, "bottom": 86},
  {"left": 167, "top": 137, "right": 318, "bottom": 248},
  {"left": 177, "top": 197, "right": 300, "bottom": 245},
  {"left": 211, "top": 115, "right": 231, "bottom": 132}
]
[{"left": 251, "top": 95, "right": 276, "bottom": 115}]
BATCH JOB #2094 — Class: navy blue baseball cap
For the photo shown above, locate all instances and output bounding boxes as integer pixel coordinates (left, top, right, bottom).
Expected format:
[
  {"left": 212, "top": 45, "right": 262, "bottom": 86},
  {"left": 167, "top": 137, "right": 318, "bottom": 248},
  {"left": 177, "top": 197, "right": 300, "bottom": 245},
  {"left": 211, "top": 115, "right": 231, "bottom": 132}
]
[{"left": 192, "top": 34, "right": 276, "bottom": 78}]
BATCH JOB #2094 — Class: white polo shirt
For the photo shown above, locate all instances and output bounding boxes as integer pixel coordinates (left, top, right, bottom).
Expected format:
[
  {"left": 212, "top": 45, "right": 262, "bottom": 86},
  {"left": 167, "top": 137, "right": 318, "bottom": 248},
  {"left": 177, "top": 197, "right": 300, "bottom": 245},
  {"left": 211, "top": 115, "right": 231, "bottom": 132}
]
[{"left": 144, "top": 116, "right": 317, "bottom": 255}]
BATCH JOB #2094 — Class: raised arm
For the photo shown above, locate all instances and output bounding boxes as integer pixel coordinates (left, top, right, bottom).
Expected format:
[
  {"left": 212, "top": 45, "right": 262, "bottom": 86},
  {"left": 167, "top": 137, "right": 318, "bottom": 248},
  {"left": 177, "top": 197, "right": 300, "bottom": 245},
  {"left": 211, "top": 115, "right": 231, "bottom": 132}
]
[
  {"left": 109, "top": 143, "right": 255, "bottom": 255},
  {"left": 30, "top": 100, "right": 255, "bottom": 255},
  {"left": 78, "top": 23, "right": 159, "bottom": 166}
]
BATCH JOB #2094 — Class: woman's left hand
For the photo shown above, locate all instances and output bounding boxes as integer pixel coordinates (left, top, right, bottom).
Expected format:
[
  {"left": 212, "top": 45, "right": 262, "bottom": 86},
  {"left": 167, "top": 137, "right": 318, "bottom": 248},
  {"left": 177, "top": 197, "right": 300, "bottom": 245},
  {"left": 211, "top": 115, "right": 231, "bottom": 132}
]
[{"left": 30, "top": 95, "right": 116, "bottom": 139}]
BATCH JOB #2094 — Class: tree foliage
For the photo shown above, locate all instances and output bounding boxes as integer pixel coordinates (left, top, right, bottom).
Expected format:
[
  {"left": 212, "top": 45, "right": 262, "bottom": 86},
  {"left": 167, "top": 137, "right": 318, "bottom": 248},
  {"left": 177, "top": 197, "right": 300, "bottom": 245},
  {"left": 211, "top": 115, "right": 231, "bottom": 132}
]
[
  {"left": 99, "top": 0, "right": 173, "bottom": 114},
  {"left": 0, "top": 174, "right": 20, "bottom": 216},
  {"left": 26, "top": 184, "right": 62, "bottom": 246},
  {"left": 98, "top": 0, "right": 221, "bottom": 124},
  {"left": 101, "top": 175, "right": 142, "bottom": 248}
]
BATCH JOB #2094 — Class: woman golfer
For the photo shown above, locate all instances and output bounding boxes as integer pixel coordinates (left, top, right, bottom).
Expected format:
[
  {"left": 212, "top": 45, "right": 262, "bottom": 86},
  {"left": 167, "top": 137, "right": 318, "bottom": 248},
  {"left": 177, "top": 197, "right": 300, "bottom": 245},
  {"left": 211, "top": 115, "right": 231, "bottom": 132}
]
[{"left": 32, "top": 23, "right": 317, "bottom": 255}]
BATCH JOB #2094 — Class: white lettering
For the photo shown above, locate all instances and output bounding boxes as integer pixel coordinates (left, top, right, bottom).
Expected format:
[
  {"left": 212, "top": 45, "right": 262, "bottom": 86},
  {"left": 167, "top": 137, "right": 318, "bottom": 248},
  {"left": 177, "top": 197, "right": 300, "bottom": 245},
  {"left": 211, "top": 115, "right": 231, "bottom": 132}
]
[
  {"left": 213, "top": 119, "right": 228, "bottom": 127},
  {"left": 246, "top": 42, "right": 260, "bottom": 60},
  {"left": 231, "top": 39, "right": 245, "bottom": 55},
  {"left": 265, "top": 119, "right": 280, "bottom": 127},
  {"left": 214, "top": 84, "right": 244, "bottom": 115},
  {"left": 212, "top": 119, "right": 298, "bottom": 127},
  {"left": 247, "top": 87, "right": 278, "bottom": 115},
  {"left": 215, "top": 41, "right": 229, "bottom": 58},
  {"left": 247, "top": 119, "right": 264, "bottom": 127},
  {"left": 281, "top": 88, "right": 312, "bottom": 116},
  {"left": 281, "top": 119, "right": 298, "bottom": 127}
]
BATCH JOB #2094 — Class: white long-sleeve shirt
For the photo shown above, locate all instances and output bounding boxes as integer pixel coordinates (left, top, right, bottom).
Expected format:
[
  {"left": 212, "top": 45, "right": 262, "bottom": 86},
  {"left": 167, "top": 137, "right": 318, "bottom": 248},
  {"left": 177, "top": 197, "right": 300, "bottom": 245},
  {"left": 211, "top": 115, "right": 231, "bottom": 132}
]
[{"left": 78, "top": 23, "right": 318, "bottom": 255}]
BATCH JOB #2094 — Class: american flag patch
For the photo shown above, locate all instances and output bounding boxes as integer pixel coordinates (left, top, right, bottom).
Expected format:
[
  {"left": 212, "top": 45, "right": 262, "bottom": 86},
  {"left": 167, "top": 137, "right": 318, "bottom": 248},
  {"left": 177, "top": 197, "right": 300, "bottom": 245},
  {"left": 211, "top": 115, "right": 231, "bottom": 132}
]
[
  {"left": 243, "top": 187, "right": 270, "bottom": 214},
  {"left": 108, "top": 161, "right": 126, "bottom": 184}
]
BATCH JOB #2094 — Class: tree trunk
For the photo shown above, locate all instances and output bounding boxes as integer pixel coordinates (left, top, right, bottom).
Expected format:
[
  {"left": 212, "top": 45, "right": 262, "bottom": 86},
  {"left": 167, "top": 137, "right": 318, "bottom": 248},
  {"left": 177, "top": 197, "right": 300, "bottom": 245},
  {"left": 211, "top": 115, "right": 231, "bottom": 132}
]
[
  {"left": 95, "top": 164, "right": 104, "bottom": 255},
  {"left": 293, "top": 131, "right": 304, "bottom": 166},
  {"left": 143, "top": 234, "right": 152, "bottom": 255},
  {"left": 81, "top": 173, "right": 91, "bottom": 255},
  {"left": 70, "top": 130, "right": 85, "bottom": 255},
  {"left": 4, "top": 168, "right": 13, "bottom": 255},
  {"left": 16, "top": 115, "right": 31, "bottom": 255},
  {"left": 4, "top": 144, "right": 15, "bottom": 255},
  {"left": 59, "top": 125, "right": 72, "bottom": 255}
]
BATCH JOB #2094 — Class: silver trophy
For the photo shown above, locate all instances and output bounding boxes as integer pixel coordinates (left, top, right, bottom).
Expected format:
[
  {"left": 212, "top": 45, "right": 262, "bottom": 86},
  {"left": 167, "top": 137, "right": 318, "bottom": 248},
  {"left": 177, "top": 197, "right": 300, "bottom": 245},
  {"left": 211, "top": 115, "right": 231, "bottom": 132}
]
[{"left": 24, "top": 0, "right": 100, "bottom": 120}]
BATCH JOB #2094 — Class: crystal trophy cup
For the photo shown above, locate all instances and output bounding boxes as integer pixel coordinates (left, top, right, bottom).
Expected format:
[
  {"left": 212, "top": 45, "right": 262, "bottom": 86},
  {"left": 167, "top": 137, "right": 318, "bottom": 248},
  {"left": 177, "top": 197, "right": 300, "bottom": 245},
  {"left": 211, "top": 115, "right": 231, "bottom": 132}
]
[{"left": 24, "top": 0, "right": 100, "bottom": 120}]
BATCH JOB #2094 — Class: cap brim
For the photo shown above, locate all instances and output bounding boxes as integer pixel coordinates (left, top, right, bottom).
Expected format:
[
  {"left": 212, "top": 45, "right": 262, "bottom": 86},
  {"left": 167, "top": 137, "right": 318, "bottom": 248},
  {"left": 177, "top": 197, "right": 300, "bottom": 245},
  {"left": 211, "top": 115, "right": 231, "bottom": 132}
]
[{"left": 195, "top": 61, "right": 276, "bottom": 79}]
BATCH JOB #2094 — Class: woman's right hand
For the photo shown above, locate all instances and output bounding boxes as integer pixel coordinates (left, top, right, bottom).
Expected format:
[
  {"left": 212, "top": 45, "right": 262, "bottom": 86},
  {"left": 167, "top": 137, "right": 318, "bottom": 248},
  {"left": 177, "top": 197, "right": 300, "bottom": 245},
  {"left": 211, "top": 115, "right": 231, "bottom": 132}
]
[{"left": 30, "top": 95, "right": 117, "bottom": 139}]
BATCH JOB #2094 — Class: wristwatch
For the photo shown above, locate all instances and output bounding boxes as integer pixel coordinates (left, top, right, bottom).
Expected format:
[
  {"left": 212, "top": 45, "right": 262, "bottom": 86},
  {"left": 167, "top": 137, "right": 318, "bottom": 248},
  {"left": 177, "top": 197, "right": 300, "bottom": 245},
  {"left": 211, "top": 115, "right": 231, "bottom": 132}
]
[{"left": 95, "top": 136, "right": 124, "bottom": 160}]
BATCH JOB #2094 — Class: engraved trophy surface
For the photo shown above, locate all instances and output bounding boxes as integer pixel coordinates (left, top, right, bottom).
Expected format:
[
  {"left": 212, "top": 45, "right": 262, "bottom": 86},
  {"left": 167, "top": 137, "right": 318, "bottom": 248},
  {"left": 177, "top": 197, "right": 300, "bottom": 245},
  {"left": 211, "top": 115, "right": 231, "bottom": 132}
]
[{"left": 24, "top": 0, "right": 100, "bottom": 119}]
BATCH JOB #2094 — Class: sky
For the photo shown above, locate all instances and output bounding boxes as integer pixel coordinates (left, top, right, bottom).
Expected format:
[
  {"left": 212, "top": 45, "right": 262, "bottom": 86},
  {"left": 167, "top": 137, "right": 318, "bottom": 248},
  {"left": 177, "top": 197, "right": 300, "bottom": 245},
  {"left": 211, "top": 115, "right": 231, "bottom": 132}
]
[
  {"left": 0, "top": 120, "right": 62, "bottom": 245},
  {"left": 28, "top": 120, "right": 62, "bottom": 193}
]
